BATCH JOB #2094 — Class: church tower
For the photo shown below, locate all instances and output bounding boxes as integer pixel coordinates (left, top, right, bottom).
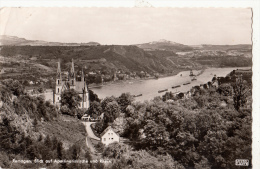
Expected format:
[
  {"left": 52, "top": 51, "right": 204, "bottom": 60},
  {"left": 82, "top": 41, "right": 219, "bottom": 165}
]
[
  {"left": 69, "top": 59, "right": 76, "bottom": 90},
  {"left": 80, "top": 69, "right": 90, "bottom": 109},
  {"left": 54, "top": 60, "right": 62, "bottom": 106},
  {"left": 54, "top": 59, "right": 90, "bottom": 110}
]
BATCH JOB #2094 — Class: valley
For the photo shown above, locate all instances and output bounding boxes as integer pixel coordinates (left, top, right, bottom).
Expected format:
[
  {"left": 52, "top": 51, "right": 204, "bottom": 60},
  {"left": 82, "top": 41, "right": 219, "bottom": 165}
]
[{"left": 0, "top": 36, "right": 252, "bottom": 92}]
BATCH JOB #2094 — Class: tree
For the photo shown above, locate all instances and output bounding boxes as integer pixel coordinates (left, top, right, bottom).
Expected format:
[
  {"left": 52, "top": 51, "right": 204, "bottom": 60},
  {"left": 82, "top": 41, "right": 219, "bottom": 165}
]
[
  {"left": 217, "top": 83, "right": 233, "bottom": 96},
  {"left": 143, "top": 120, "right": 169, "bottom": 149},
  {"left": 103, "top": 101, "right": 121, "bottom": 123},
  {"left": 89, "top": 89, "right": 100, "bottom": 102},
  {"left": 76, "top": 108, "right": 86, "bottom": 119},
  {"left": 101, "top": 96, "right": 117, "bottom": 110},
  {"left": 57, "top": 141, "right": 63, "bottom": 160},
  {"left": 233, "top": 76, "right": 248, "bottom": 111},
  {"left": 117, "top": 93, "right": 134, "bottom": 113},
  {"left": 88, "top": 101, "right": 102, "bottom": 118},
  {"left": 177, "top": 93, "right": 185, "bottom": 99},
  {"left": 103, "top": 142, "right": 130, "bottom": 159},
  {"left": 162, "top": 92, "right": 175, "bottom": 101},
  {"left": 71, "top": 144, "right": 80, "bottom": 160},
  {"left": 2, "top": 79, "right": 24, "bottom": 96},
  {"left": 33, "top": 118, "right": 38, "bottom": 132},
  {"left": 61, "top": 89, "right": 81, "bottom": 110}
]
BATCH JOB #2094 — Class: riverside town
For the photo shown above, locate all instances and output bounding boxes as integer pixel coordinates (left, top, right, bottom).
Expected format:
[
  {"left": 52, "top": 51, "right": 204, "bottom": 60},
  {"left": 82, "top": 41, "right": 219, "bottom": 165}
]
[{"left": 0, "top": 7, "right": 253, "bottom": 169}]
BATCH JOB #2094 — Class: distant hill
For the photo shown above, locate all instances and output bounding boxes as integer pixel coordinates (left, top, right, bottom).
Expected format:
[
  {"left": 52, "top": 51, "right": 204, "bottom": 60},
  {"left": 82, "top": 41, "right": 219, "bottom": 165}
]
[
  {"left": 192, "top": 44, "right": 252, "bottom": 51},
  {"left": 135, "top": 39, "right": 194, "bottom": 52},
  {"left": 0, "top": 35, "right": 100, "bottom": 46},
  {"left": 0, "top": 36, "right": 252, "bottom": 75},
  {"left": 0, "top": 45, "right": 177, "bottom": 74}
]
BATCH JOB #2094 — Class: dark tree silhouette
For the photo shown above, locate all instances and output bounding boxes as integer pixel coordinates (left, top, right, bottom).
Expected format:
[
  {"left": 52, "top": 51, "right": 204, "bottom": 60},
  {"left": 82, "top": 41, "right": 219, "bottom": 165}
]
[
  {"left": 61, "top": 89, "right": 81, "bottom": 109},
  {"left": 233, "top": 75, "right": 248, "bottom": 111}
]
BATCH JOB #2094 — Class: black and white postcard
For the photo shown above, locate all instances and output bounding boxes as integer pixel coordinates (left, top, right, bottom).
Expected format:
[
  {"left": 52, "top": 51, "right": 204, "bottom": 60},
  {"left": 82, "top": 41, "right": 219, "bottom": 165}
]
[{"left": 0, "top": 1, "right": 259, "bottom": 168}]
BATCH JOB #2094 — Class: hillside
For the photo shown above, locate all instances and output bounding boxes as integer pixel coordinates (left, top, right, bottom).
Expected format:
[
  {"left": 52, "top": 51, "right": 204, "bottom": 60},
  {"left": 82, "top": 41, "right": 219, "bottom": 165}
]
[
  {"left": 193, "top": 44, "right": 252, "bottom": 51},
  {"left": 0, "top": 80, "right": 92, "bottom": 168},
  {"left": 136, "top": 39, "right": 194, "bottom": 52},
  {"left": 0, "top": 35, "right": 100, "bottom": 46},
  {"left": 0, "top": 36, "right": 252, "bottom": 86},
  {"left": 0, "top": 45, "right": 178, "bottom": 74}
]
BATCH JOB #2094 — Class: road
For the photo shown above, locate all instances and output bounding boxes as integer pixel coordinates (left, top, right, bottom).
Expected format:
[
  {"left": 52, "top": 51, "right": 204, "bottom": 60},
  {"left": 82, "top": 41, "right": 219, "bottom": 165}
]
[
  {"left": 82, "top": 122, "right": 100, "bottom": 154},
  {"left": 82, "top": 122, "right": 100, "bottom": 140}
]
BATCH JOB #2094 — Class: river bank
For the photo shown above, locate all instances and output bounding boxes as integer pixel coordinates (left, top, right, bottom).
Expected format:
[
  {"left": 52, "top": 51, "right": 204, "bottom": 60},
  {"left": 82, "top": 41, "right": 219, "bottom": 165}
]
[
  {"left": 91, "top": 67, "right": 250, "bottom": 102},
  {"left": 41, "top": 66, "right": 250, "bottom": 103},
  {"left": 88, "top": 68, "right": 203, "bottom": 89}
]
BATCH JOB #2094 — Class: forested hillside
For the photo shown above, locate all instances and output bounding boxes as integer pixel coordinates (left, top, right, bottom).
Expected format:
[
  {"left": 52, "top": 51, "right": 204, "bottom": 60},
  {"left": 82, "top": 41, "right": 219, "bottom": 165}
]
[
  {"left": 0, "top": 45, "right": 176, "bottom": 74},
  {"left": 0, "top": 79, "right": 98, "bottom": 169},
  {"left": 89, "top": 74, "right": 252, "bottom": 169}
]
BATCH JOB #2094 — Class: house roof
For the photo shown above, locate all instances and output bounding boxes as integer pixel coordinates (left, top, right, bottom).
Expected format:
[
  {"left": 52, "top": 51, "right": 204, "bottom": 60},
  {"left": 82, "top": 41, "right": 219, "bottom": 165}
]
[
  {"left": 99, "top": 113, "right": 104, "bottom": 119},
  {"left": 100, "top": 126, "right": 119, "bottom": 137},
  {"left": 82, "top": 114, "right": 89, "bottom": 118}
]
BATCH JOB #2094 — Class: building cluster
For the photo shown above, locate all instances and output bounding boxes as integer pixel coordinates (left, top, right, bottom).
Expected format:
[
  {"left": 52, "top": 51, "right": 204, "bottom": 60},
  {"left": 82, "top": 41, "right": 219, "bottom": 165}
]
[{"left": 53, "top": 59, "right": 90, "bottom": 109}]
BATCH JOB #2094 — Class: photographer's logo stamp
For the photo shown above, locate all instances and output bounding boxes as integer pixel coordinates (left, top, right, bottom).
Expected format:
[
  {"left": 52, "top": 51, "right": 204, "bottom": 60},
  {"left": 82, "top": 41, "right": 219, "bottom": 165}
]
[{"left": 235, "top": 159, "right": 249, "bottom": 166}]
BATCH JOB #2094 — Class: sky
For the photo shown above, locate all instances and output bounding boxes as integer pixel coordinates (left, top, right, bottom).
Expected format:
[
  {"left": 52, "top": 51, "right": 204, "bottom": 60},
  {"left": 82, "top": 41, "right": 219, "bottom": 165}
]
[{"left": 0, "top": 7, "right": 252, "bottom": 45}]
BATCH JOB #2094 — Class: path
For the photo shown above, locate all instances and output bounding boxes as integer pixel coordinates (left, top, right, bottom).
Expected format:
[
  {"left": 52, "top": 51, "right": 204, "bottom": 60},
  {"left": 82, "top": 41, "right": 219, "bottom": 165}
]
[
  {"left": 82, "top": 122, "right": 100, "bottom": 140},
  {"left": 82, "top": 122, "right": 100, "bottom": 154}
]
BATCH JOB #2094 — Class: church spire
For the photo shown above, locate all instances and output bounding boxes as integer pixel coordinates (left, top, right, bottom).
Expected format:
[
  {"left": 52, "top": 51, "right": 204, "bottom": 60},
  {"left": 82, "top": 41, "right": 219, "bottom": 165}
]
[
  {"left": 57, "top": 60, "right": 61, "bottom": 79},
  {"left": 70, "top": 59, "right": 75, "bottom": 78},
  {"left": 81, "top": 68, "right": 85, "bottom": 82}
]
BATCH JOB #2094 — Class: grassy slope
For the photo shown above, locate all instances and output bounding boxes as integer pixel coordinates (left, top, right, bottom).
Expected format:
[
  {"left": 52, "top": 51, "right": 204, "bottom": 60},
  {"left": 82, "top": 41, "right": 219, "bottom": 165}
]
[{"left": 38, "top": 115, "right": 86, "bottom": 149}]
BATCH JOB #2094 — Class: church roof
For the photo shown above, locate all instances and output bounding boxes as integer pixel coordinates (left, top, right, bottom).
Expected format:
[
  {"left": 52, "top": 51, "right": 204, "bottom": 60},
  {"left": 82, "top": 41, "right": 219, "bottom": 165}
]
[{"left": 74, "top": 81, "right": 85, "bottom": 93}]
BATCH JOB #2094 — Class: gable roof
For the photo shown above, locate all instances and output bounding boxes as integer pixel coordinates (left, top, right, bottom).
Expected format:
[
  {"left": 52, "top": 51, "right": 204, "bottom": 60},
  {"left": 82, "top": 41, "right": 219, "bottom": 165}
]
[{"left": 100, "top": 126, "right": 119, "bottom": 137}]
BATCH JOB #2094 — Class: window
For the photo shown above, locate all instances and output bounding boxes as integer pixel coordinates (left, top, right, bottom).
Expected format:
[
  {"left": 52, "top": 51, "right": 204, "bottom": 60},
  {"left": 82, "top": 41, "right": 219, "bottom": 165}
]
[
  {"left": 103, "top": 138, "right": 106, "bottom": 141},
  {"left": 108, "top": 133, "right": 110, "bottom": 135},
  {"left": 111, "top": 138, "right": 114, "bottom": 140},
  {"left": 58, "top": 88, "right": 59, "bottom": 93},
  {"left": 58, "top": 97, "right": 59, "bottom": 100},
  {"left": 111, "top": 133, "right": 113, "bottom": 135},
  {"left": 58, "top": 80, "right": 59, "bottom": 84}
]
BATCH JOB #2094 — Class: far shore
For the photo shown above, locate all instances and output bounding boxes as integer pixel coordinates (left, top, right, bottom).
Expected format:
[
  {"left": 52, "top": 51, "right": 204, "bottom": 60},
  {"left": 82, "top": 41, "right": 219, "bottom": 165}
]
[{"left": 88, "top": 68, "right": 205, "bottom": 89}]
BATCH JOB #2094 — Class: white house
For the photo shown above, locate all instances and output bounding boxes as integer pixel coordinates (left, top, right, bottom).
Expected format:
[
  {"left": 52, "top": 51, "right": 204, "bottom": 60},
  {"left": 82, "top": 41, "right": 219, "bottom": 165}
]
[
  {"left": 100, "top": 126, "right": 120, "bottom": 146},
  {"left": 81, "top": 114, "right": 91, "bottom": 121}
]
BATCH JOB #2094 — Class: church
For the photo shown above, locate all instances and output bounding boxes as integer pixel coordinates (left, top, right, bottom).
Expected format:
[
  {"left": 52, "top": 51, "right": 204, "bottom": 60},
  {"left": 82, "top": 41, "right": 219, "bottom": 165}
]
[{"left": 53, "top": 59, "right": 90, "bottom": 109}]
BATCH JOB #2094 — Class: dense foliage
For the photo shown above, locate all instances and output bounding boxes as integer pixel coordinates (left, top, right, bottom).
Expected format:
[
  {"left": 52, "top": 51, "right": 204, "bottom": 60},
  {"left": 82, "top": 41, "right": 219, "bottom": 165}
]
[
  {"left": 120, "top": 80, "right": 252, "bottom": 168},
  {"left": 102, "top": 142, "right": 185, "bottom": 169},
  {"left": 90, "top": 74, "right": 252, "bottom": 169},
  {"left": 1, "top": 70, "right": 252, "bottom": 168},
  {"left": 0, "top": 81, "right": 94, "bottom": 169}
]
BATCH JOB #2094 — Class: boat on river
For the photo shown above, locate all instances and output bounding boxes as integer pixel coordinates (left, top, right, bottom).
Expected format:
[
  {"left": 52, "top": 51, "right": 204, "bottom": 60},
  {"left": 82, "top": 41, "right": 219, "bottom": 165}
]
[
  {"left": 133, "top": 94, "right": 142, "bottom": 97},
  {"left": 172, "top": 85, "right": 181, "bottom": 89},
  {"left": 191, "top": 76, "right": 197, "bottom": 81},
  {"left": 183, "top": 82, "right": 191, "bottom": 85},
  {"left": 158, "top": 89, "right": 168, "bottom": 93}
]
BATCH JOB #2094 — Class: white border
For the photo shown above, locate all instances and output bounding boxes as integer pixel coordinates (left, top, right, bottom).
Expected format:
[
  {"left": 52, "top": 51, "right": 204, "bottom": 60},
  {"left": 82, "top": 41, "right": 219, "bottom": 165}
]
[{"left": 0, "top": 0, "right": 259, "bottom": 168}]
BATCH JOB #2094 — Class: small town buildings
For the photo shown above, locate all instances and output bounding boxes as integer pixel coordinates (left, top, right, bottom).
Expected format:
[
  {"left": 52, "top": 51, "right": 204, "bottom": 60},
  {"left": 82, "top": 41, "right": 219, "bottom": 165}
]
[{"left": 100, "top": 126, "right": 120, "bottom": 146}]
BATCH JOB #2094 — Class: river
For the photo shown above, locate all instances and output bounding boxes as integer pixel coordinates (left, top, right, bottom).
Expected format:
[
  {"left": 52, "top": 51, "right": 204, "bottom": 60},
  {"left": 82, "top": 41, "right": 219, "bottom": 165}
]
[
  {"left": 90, "top": 67, "right": 250, "bottom": 102},
  {"left": 42, "top": 67, "right": 250, "bottom": 103}
]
